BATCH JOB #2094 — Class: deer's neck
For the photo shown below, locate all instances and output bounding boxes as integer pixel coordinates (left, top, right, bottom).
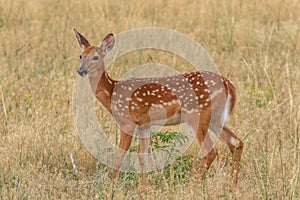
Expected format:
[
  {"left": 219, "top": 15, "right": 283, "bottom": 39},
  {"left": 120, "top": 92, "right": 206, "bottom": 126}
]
[{"left": 88, "top": 71, "right": 116, "bottom": 114}]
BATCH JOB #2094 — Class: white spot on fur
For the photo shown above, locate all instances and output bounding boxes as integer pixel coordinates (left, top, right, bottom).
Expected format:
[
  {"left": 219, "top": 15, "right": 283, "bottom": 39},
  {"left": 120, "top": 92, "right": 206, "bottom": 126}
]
[
  {"left": 172, "top": 99, "right": 180, "bottom": 104},
  {"left": 204, "top": 88, "right": 210, "bottom": 93}
]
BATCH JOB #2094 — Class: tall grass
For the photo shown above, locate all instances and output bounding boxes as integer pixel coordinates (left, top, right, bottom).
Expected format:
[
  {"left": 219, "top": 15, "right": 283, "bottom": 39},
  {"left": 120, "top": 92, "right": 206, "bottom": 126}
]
[{"left": 0, "top": 0, "right": 299, "bottom": 199}]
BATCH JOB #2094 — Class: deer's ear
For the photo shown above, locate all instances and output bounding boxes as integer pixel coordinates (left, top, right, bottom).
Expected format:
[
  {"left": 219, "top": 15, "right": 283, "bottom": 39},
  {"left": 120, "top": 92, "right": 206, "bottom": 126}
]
[
  {"left": 73, "top": 28, "right": 91, "bottom": 51},
  {"left": 100, "top": 33, "right": 114, "bottom": 56}
]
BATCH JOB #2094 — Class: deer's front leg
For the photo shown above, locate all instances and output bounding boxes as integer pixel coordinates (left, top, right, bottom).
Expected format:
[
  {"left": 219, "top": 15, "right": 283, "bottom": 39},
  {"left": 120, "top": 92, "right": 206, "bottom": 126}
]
[
  {"left": 114, "top": 129, "right": 133, "bottom": 184},
  {"left": 137, "top": 126, "right": 151, "bottom": 187}
]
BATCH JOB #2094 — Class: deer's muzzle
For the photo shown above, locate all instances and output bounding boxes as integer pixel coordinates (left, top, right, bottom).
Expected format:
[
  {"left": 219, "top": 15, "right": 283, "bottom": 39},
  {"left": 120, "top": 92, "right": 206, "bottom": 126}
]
[{"left": 77, "top": 67, "right": 87, "bottom": 77}]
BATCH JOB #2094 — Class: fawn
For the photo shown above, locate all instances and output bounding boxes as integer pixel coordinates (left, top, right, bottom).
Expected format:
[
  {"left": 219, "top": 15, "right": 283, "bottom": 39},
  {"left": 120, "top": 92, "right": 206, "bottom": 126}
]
[{"left": 73, "top": 29, "right": 244, "bottom": 191}]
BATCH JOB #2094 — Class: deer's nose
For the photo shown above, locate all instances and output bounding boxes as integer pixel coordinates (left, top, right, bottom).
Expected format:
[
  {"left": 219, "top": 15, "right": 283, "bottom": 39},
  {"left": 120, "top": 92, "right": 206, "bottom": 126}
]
[{"left": 77, "top": 67, "right": 87, "bottom": 77}]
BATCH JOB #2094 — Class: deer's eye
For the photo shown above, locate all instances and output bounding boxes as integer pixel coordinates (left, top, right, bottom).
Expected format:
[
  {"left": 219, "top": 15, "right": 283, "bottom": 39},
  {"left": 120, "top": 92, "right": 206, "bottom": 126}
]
[
  {"left": 79, "top": 55, "right": 82, "bottom": 59},
  {"left": 92, "top": 56, "right": 99, "bottom": 61}
]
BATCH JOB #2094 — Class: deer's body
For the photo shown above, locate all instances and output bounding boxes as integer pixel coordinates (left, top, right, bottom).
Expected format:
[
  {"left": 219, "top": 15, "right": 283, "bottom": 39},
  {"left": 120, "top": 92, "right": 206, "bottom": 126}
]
[{"left": 73, "top": 29, "right": 244, "bottom": 191}]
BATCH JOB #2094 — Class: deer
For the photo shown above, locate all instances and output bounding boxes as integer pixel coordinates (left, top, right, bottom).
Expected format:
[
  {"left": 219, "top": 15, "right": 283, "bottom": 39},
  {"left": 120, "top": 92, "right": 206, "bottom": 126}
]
[{"left": 73, "top": 28, "right": 244, "bottom": 191}]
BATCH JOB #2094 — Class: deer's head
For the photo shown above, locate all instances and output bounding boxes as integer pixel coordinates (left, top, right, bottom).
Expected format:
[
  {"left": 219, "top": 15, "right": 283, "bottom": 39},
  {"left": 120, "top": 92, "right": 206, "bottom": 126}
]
[{"left": 73, "top": 28, "right": 115, "bottom": 77}]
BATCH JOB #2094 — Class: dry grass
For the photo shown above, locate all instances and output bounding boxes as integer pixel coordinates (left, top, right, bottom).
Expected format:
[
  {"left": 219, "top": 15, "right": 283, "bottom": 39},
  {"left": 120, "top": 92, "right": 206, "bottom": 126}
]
[{"left": 0, "top": 0, "right": 299, "bottom": 199}]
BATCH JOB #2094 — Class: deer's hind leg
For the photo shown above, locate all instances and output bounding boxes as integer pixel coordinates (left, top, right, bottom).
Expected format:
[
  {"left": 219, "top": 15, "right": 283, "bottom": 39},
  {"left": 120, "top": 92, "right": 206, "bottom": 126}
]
[
  {"left": 220, "top": 126, "right": 243, "bottom": 190},
  {"left": 184, "top": 112, "right": 218, "bottom": 183},
  {"left": 196, "top": 126, "right": 218, "bottom": 183},
  {"left": 209, "top": 120, "right": 243, "bottom": 191}
]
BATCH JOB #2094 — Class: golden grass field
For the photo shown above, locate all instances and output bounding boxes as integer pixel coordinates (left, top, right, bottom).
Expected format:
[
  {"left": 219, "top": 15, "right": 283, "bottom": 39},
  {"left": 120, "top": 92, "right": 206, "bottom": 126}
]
[{"left": 0, "top": 0, "right": 299, "bottom": 199}]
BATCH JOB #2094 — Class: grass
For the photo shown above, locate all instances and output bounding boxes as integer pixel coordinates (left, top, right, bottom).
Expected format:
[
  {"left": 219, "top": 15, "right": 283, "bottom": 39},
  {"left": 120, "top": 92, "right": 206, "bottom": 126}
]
[{"left": 0, "top": 0, "right": 299, "bottom": 199}]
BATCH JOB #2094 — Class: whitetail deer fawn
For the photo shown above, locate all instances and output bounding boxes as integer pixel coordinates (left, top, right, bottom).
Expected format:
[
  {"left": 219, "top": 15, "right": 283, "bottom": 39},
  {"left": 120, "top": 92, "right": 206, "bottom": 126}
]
[{"left": 73, "top": 28, "right": 244, "bottom": 191}]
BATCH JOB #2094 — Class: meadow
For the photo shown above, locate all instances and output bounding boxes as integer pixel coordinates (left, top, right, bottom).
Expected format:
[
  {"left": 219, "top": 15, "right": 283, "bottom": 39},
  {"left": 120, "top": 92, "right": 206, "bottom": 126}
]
[{"left": 0, "top": 0, "right": 299, "bottom": 199}]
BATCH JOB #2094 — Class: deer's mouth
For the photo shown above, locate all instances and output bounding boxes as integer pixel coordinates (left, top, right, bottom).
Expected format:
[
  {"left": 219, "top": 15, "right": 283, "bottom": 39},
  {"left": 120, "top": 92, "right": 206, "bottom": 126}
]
[{"left": 77, "top": 68, "right": 88, "bottom": 77}]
